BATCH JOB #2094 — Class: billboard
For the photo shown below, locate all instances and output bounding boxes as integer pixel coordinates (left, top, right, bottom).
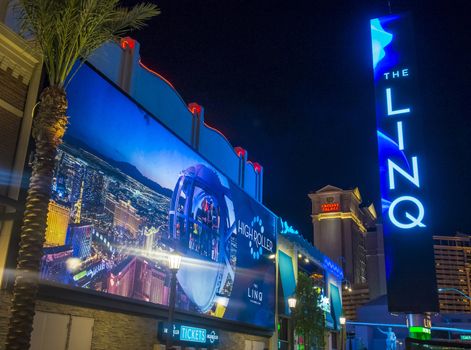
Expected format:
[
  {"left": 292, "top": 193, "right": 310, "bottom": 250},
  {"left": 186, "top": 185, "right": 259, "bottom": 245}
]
[
  {"left": 40, "top": 63, "right": 276, "bottom": 329},
  {"left": 370, "top": 13, "right": 439, "bottom": 312}
]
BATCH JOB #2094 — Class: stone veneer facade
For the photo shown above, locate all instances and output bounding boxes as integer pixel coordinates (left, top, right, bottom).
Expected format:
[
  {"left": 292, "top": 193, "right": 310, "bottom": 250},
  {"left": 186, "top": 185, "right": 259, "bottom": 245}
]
[{"left": 0, "top": 291, "right": 269, "bottom": 350}]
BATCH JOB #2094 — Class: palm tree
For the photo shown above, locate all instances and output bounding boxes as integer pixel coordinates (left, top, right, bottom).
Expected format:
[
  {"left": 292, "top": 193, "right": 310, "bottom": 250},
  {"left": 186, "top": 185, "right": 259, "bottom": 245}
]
[{"left": 5, "top": 1, "right": 159, "bottom": 349}]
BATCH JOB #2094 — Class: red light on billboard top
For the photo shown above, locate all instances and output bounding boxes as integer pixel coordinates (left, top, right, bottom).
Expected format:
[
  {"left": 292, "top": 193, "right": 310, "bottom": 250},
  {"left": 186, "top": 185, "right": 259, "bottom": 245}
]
[
  {"left": 120, "top": 37, "right": 136, "bottom": 50},
  {"left": 253, "top": 162, "right": 262, "bottom": 173},
  {"left": 234, "top": 147, "right": 246, "bottom": 158},
  {"left": 320, "top": 203, "right": 340, "bottom": 212},
  {"left": 188, "top": 103, "right": 202, "bottom": 115}
]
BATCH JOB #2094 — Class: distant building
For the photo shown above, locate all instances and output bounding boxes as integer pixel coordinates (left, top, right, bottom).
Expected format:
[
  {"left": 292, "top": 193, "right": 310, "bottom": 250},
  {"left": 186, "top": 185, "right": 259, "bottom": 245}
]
[
  {"left": 82, "top": 168, "right": 106, "bottom": 212},
  {"left": 45, "top": 200, "right": 71, "bottom": 246},
  {"left": 66, "top": 223, "right": 93, "bottom": 259},
  {"left": 309, "top": 185, "right": 384, "bottom": 320},
  {"left": 144, "top": 226, "right": 157, "bottom": 252},
  {"left": 105, "top": 194, "right": 141, "bottom": 238},
  {"left": 40, "top": 245, "right": 73, "bottom": 283},
  {"left": 108, "top": 256, "right": 137, "bottom": 298},
  {"left": 434, "top": 233, "right": 471, "bottom": 313},
  {"left": 149, "top": 269, "right": 168, "bottom": 305}
]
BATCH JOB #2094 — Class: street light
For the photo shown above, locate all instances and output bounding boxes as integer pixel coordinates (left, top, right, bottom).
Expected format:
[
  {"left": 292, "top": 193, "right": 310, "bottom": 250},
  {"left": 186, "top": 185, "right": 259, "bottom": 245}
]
[
  {"left": 288, "top": 297, "right": 297, "bottom": 350},
  {"left": 168, "top": 253, "right": 182, "bottom": 271},
  {"left": 339, "top": 316, "right": 346, "bottom": 325},
  {"left": 166, "top": 253, "right": 182, "bottom": 350},
  {"left": 343, "top": 280, "right": 352, "bottom": 293}
]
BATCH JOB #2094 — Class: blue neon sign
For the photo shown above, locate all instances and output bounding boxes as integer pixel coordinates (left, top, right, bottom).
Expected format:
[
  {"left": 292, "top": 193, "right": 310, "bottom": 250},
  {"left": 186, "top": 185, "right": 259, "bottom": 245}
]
[
  {"left": 159, "top": 322, "right": 219, "bottom": 345},
  {"left": 370, "top": 12, "right": 438, "bottom": 313},
  {"left": 179, "top": 325, "right": 207, "bottom": 343},
  {"left": 371, "top": 13, "right": 427, "bottom": 234}
]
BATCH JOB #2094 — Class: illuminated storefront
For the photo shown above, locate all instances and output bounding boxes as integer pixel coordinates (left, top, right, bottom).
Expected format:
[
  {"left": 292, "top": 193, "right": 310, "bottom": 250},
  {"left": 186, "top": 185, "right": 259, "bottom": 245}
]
[{"left": 277, "top": 219, "right": 343, "bottom": 350}]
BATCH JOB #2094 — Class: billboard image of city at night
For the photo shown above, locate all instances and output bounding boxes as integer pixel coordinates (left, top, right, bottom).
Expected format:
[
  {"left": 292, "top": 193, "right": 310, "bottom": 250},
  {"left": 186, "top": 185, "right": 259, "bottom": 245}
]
[{"left": 40, "top": 63, "right": 276, "bottom": 329}]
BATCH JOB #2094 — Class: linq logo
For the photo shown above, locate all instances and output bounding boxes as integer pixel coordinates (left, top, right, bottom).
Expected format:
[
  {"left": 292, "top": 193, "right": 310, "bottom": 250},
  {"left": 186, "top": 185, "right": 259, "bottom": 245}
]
[{"left": 247, "top": 283, "right": 263, "bottom": 305}]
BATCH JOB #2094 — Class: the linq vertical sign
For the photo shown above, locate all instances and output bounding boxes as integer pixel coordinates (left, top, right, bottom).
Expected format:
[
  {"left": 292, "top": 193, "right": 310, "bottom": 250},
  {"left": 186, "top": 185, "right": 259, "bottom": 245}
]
[{"left": 370, "top": 13, "right": 438, "bottom": 313}]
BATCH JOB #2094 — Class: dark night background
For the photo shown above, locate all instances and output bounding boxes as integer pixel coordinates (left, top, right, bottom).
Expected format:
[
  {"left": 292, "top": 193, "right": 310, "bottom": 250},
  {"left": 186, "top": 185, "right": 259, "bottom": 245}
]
[{"left": 122, "top": 0, "right": 470, "bottom": 240}]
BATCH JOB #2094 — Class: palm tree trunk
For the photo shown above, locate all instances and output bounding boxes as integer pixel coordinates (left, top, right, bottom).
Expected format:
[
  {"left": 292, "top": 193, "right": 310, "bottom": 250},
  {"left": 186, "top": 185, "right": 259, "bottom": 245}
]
[{"left": 6, "top": 86, "right": 68, "bottom": 350}]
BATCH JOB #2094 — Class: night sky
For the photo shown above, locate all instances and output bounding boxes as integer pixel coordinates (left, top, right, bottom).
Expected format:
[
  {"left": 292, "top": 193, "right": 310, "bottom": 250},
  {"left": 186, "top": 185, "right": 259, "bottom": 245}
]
[{"left": 122, "top": 0, "right": 470, "bottom": 240}]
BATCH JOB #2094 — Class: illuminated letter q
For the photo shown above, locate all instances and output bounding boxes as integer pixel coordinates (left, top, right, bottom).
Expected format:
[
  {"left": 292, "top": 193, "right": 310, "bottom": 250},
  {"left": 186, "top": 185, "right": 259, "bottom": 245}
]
[{"left": 388, "top": 196, "right": 426, "bottom": 229}]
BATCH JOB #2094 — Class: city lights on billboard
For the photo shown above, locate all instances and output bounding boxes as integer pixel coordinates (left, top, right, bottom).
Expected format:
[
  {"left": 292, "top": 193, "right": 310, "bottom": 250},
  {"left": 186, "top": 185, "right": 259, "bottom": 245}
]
[
  {"left": 370, "top": 13, "right": 438, "bottom": 312},
  {"left": 40, "top": 63, "right": 276, "bottom": 329}
]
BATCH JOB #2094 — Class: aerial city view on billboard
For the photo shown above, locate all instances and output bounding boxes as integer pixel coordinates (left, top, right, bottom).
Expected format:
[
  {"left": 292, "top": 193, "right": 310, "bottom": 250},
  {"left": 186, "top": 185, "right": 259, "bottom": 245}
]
[{"left": 40, "top": 64, "right": 276, "bottom": 329}]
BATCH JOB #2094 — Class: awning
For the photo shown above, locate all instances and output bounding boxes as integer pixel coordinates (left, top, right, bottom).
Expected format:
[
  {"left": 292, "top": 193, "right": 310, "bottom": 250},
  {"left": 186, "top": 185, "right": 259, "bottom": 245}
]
[
  {"left": 279, "top": 250, "right": 296, "bottom": 315},
  {"left": 330, "top": 283, "right": 342, "bottom": 331}
]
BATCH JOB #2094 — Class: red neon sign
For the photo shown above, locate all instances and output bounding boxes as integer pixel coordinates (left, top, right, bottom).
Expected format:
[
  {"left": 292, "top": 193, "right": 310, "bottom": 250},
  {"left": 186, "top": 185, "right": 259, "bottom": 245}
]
[{"left": 320, "top": 203, "right": 340, "bottom": 212}]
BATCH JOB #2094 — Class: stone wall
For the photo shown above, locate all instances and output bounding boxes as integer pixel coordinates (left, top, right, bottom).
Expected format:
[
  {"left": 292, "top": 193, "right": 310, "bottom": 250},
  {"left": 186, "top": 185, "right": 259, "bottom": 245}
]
[
  {"left": 0, "top": 290, "right": 270, "bottom": 350},
  {"left": 0, "top": 290, "right": 157, "bottom": 350}
]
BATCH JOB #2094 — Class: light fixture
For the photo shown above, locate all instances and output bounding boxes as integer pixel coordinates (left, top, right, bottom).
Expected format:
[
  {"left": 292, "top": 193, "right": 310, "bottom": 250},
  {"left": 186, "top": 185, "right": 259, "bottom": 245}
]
[
  {"left": 304, "top": 258, "right": 309, "bottom": 263},
  {"left": 288, "top": 296, "right": 297, "bottom": 309},
  {"left": 339, "top": 316, "right": 346, "bottom": 325},
  {"left": 168, "top": 253, "right": 182, "bottom": 271},
  {"left": 268, "top": 254, "right": 276, "bottom": 260},
  {"left": 65, "top": 257, "right": 81, "bottom": 273},
  {"left": 298, "top": 253, "right": 302, "bottom": 258}
]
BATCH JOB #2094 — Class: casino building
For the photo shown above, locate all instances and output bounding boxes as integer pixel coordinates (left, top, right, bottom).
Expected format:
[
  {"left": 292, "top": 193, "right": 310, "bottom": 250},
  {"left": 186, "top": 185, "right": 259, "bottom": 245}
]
[
  {"left": 309, "top": 185, "right": 386, "bottom": 320},
  {"left": 0, "top": 6, "right": 343, "bottom": 349}
]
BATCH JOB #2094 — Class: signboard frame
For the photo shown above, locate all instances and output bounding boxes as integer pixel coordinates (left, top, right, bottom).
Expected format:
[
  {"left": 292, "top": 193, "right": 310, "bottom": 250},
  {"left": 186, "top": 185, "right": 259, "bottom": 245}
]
[
  {"left": 370, "top": 12, "right": 439, "bottom": 312},
  {"left": 34, "top": 61, "right": 277, "bottom": 330}
]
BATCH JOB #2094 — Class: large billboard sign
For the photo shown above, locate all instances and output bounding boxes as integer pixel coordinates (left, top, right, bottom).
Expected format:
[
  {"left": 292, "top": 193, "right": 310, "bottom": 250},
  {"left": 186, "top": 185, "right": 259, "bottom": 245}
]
[
  {"left": 370, "top": 13, "right": 438, "bottom": 312},
  {"left": 40, "top": 63, "right": 276, "bottom": 329}
]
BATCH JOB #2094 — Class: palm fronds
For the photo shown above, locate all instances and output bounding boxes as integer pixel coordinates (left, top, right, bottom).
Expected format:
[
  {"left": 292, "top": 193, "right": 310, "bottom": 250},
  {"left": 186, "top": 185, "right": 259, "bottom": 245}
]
[{"left": 16, "top": 0, "right": 160, "bottom": 87}]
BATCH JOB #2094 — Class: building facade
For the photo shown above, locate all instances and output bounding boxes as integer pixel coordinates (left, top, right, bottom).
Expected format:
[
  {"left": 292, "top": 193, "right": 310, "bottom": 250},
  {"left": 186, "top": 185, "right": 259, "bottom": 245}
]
[
  {"left": 309, "top": 185, "right": 385, "bottom": 320},
  {"left": 0, "top": 13, "right": 42, "bottom": 287},
  {"left": 434, "top": 234, "right": 471, "bottom": 313},
  {"left": 45, "top": 200, "right": 71, "bottom": 246},
  {"left": 66, "top": 224, "right": 93, "bottom": 259},
  {"left": 0, "top": 5, "right": 345, "bottom": 350}
]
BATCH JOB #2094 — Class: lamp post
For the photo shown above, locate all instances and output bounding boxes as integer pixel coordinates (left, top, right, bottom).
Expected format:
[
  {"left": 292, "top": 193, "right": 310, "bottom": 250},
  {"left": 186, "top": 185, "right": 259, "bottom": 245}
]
[
  {"left": 343, "top": 280, "right": 352, "bottom": 293},
  {"left": 166, "top": 253, "right": 182, "bottom": 350},
  {"left": 339, "top": 316, "right": 346, "bottom": 350},
  {"left": 288, "top": 297, "right": 297, "bottom": 350}
]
